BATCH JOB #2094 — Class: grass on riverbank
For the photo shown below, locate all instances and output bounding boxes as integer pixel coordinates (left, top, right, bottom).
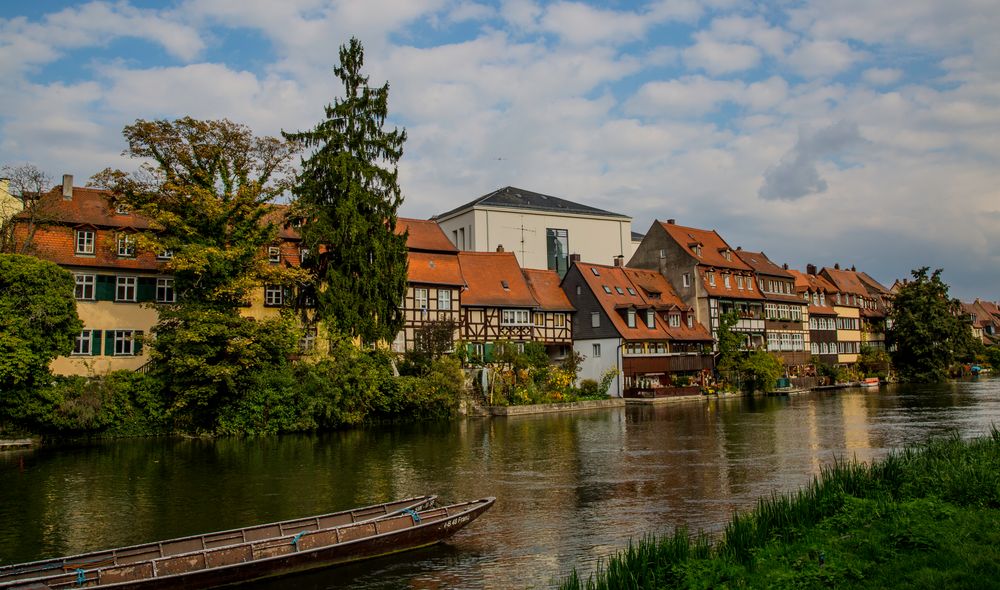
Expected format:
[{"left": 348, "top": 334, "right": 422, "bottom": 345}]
[{"left": 561, "top": 429, "right": 1000, "bottom": 590}]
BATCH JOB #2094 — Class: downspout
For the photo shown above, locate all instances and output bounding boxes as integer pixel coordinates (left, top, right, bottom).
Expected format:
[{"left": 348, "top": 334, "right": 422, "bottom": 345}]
[{"left": 616, "top": 340, "right": 624, "bottom": 397}]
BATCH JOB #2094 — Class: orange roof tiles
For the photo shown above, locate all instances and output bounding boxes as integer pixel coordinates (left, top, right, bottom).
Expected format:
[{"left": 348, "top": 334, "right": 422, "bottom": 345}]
[
  {"left": 699, "top": 268, "right": 765, "bottom": 300},
  {"left": 458, "top": 251, "right": 537, "bottom": 307},
  {"left": 397, "top": 218, "right": 458, "bottom": 253},
  {"left": 623, "top": 267, "right": 712, "bottom": 341},
  {"left": 788, "top": 269, "right": 839, "bottom": 294},
  {"left": 408, "top": 251, "right": 465, "bottom": 286},
  {"left": 734, "top": 249, "right": 793, "bottom": 278},
  {"left": 658, "top": 221, "right": 751, "bottom": 271},
  {"left": 820, "top": 267, "right": 868, "bottom": 296},
  {"left": 17, "top": 186, "right": 156, "bottom": 230},
  {"left": 523, "top": 268, "right": 573, "bottom": 311}
]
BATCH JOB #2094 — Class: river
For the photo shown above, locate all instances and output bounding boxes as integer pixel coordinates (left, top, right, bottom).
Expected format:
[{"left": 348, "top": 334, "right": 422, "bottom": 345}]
[{"left": 2, "top": 378, "right": 999, "bottom": 589}]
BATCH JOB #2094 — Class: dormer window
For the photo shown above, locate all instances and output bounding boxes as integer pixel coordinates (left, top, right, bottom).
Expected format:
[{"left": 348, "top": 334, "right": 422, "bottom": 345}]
[
  {"left": 115, "top": 204, "right": 129, "bottom": 215},
  {"left": 75, "top": 229, "right": 95, "bottom": 255},
  {"left": 746, "top": 278, "right": 753, "bottom": 291},
  {"left": 687, "top": 315, "right": 694, "bottom": 328},
  {"left": 627, "top": 309, "right": 636, "bottom": 328},
  {"left": 737, "top": 276, "right": 744, "bottom": 290},
  {"left": 708, "top": 271, "right": 716, "bottom": 286},
  {"left": 268, "top": 247, "right": 281, "bottom": 263},
  {"left": 157, "top": 249, "right": 173, "bottom": 260},
  {"left": 723, "top": 274, "right": 731, "bottom": 288},
  {"left": 646, "top": 310, "right": 655, "bottom": 328},
  {"left": 117, "top": 234, "right": 135, "bottom": 258},
  {"left": 722, "top": 249, "right": 731, "bottom": 261},
  {"left": 501, "top": 280, "right": 510, "bottom": 290},
  {"left": 299, "top": 248, "right": 309, "bottom": 262},
  {"left": 669, "top": 313, "right": 681, "bottom": 328},
  {"left": 691, "top": 244, "right": 702, "bottom": 257}
]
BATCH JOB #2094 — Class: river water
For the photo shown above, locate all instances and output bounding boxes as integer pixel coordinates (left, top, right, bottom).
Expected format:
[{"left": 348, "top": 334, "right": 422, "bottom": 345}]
[{"left": 2, "top": 379, "right": 999, "bottom": 589}]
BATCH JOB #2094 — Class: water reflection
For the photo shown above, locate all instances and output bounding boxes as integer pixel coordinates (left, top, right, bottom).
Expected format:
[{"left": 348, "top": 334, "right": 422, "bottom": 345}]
[{"left": 2, "top": 379, "right": 999, "bottom": 588}]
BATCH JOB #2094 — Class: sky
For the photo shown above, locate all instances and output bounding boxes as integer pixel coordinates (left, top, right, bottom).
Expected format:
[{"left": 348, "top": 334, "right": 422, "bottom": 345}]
[{"left": 1, "top": 0, "right": 998, "bottom": 300}]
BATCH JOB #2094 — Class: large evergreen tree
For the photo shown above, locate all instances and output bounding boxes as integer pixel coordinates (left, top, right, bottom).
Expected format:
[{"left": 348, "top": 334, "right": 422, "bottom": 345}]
[
  {"left": 888, "top": 267, "right": 975, "bottom": 382},
  {"left": 284, "top": 37, "right": 408, "bottom": 345}
]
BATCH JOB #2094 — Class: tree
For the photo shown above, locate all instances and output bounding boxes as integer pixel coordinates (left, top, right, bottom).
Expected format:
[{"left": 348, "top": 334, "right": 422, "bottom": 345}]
[
  {"left": 739, "top": 350, "right": 784, "bottom": 394},
  {"left": 858, "top": 345, "right": 892, "bottom": 379},
  {"left": 92, "top": 117, "right": 304, "bottom": 307},
  {"left": 887, "top": 267, "right": 976, "bottom": 382},
  {"left": 284, "top": 37, "right": 409, "bottom": 345},
  {"left": 0, "top": 163, "right": 55, "bottom": 253},
  {"left": 715, "top": 310, "right": 744, "bottom": 372},
  {"left": 0, "top": 255, "right": 82, "bottom": 418}
]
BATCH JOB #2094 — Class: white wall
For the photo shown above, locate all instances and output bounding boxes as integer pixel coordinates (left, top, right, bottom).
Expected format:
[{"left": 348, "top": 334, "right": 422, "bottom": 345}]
[{"left": 574, "top": 337, "right": 622, "bottom": 396}]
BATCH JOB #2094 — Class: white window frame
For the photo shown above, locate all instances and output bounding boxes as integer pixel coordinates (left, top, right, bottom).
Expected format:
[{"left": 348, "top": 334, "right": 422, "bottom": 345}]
[
  {"left": 414, "top": 288, "right": 429, "bottom": 310},
  {"left": 156, "top": 249, "right": 173, "bottom": 260},
  {"left": 554, "top": 313, "right": 566, "bottom": 327},
  {"left": 646, "top": 310, "right": 655, "bottom": 328},
  {"left": 113, "top": 330, "right": 136, "bottom": 356},
  {"left": 115, "top": 276, "right": 137, "bottom": 302},
  {"left": 708, "top": 272, "right": 715, "bottom": 286},
  {"left": 533, "top": 312, "right": 545, "bottom": 327},
  {"left": 156, "top": 278, "right": 176, "bottom": 303},
  {"left": 75, "top": 274, "right": 95, "bottom": 300},
  {"left": 687, "top": 315, "right": 694, "bottom": 328},
  {"left": 682, "top": 273, "right": 690, "bottom": 288},
  {"left": 75, "top": 230, "right": 95, "bottom": 255},
  {"left": 265, "top": 285, "right": 284, "bottom": 306},
  {"left": 299, "top": 325, "right": 318, "bottom": 352},
  {"left": 117, "top": 234, "right": 135, "bottom": 258},
  {"left": 437, "top": 289, "right": 451, "bottom": 310},
  {"left": 72, "top": 330, "right": 93, "bottom": 355},
  {"left": 268, "top": 246, "right": 281, "bottom": 263},
  {"left": 591, "top": 312, "right": 600, "bottom": 328},
  {"left": 724, "top": 274, "right": 731, "bottom": 288},
  {"left": 592, "top": 343, "right": 601, "bottom": 358},
  {"left": 501, "top": 309, "right": 530, "bottom": 326},
  {"left": 669, "top": 313, "right": 680, "bottom": 328},
  {"left": 627, "top": 309, "right": 636, "bottom": 328}
]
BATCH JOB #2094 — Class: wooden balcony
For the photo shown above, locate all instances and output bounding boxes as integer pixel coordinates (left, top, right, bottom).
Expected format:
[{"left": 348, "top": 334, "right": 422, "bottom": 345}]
[{"left": 623, "top": 354, "right": 714, "bottom": 374}]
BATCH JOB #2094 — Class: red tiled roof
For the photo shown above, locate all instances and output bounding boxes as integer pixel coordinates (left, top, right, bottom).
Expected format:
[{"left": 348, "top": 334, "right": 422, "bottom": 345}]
[
  {"left": 264, "top": 204, "right": 302, "bottom": 241},
  {"left": 408, "top": 251, "right": 465, "bottom": 286},
  {"left": 858, "top": 271, "right": 890, "bottom": 294},
  {"left": 808, "top": 304, "right": 838, "bottom": 316},
  {"left": 623, "top": 267, "right": 712, "bottom": 341},
  {"left": 458, "top": 251, "right": 537, "bottom": 307},
  {"left": 14, "top": 224, "right": 163, "bottom": 271},
  {"left": 699, "top": 268, "right": 765, "bottom": 300},
  {"left": 397, "top": 218, "right": 458, "bottom": 253},
  {"left": 788, "top": 269, "right": 839, "bottom": 294},
  {"left": 16, "top": 186, "right": 156, "bottom": 230},
  {"left": 658, "top": 221, "right": 751, "bottom": 271},
  {"left": 734, "top": 249, "right": 793, "bottom": 278},
  {"left": 820, "top": 267, "right": 868, "bottom": 296},
  {"left": 523, "top": 268, "right": 573, "bottom": 311}
]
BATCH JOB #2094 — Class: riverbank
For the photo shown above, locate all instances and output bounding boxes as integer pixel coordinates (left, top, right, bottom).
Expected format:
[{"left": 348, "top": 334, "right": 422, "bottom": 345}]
[{"left": 560, "top": 428, "right": 1000, "bottom": 590}]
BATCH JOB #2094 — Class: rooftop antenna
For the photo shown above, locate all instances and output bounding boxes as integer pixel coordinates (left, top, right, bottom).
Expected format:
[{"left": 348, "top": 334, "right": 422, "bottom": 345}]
[{"left": 503, "top": 215, "right": 535, "bottom": 263}]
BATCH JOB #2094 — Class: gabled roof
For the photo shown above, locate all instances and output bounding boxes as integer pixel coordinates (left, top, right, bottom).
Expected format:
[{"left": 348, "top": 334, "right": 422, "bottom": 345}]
[
  {"left": 264, "top": 204, "right": 302, "bottom": 241},
  {"left": 857, "top": 271, "right": 890, "bottom": 295},
  {"left": 698, "top": 267, "right": 765, "bottom": 300},
  {"left": 820, "top": 267, "right": 869, "bottom": 297},
  {"left": 435, "top": 186, "right": 629, "bottom": 221},
  {"left": 734, "top": 249, "right": 793, "bottom": 278},
  {"left": 396, "top": 217, "right": 458, "bottom": 253},
  {"left": 656, "top": 221, "right": 751, "bottom": 271},
  {"left": 523, "top": 268, "right": 574, "bottom": 312},
  {"left": 788, "top": 269, "right": 839, "bottom": 294},
  {"left": 457, "top": 251, "right": 537, "bottom": 308},
  {"left": 16, "top": 186, "right": 156, "bottom": 230},
  {"left": 623, "top": 267, "right": 712, "bottom": 341},
  {"left": 408, "top": 251, "right": 465, "bottom": 286}
]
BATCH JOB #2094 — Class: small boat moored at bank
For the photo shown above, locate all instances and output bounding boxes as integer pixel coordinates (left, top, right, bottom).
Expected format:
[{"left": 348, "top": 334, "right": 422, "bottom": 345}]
[{"left": 3, "top": 497, "right": 494, "bottom": 590}]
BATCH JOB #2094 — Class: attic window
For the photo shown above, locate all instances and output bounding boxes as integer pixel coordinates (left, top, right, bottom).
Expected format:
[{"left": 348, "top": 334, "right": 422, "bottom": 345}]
[
  {"left": 626, "top": 287, "right": 637, "bottom": 296},
  {"left": 115, "top": 204, "right": 129, "bottom": 215},
  {"left": 691, "top": 244, "right": 702, "bottom": 257},
  {"left": 722, "top": 249, "right": 731, "bottom": 261},
  {"left": 591, "top": 267, "right": 600, "bottom": 276},
  {"left": 501, "top": 280, "right": 510, "bottom": 290},
  {"left": 602, "top": 285, "right": 612, "bottom": 294},
  {"left": 615, "top": 286, "right": 624, "bottom": 295}
]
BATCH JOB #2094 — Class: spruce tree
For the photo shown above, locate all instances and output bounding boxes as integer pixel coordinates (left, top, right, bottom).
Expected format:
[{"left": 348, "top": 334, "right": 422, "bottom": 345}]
[{"left": 285, "top": 38, "right": 408, "bottom": 345}]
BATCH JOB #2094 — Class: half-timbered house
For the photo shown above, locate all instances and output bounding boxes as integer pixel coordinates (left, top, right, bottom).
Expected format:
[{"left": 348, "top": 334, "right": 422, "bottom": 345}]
[
  {"left": 522, "top": 268, "right": 574, "bottom": 359},
  {"left": 457, "top": 250, "right": 539, "bottom": 360},
  {"left": 789, "top": 268, "right": 840, "bottom": 369}
]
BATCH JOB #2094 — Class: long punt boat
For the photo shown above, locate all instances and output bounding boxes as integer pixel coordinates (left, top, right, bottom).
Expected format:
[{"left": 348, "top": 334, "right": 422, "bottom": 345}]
[
  {"left": 0, "top": 496, "right": 436, "bottom": 587},
  {"left": 5, "top": 497, "right": 494, "bottom": 590}
]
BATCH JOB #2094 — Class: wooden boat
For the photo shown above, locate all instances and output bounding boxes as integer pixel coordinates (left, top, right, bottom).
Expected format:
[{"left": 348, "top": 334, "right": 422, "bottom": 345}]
[
  {"left": 860, "top": 377, "right": 880, "bottom": 388},
  {"left": 4, "top": 497, "right": 494, "bottom": 590},
  {"left": 0, "top": 496, "right": 436, "bottom": 587}
]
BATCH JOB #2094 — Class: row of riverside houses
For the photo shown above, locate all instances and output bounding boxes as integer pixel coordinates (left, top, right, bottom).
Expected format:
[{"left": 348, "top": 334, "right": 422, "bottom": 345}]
[{"left": 7, "top": 179, "right": 992, "bottom": 396}]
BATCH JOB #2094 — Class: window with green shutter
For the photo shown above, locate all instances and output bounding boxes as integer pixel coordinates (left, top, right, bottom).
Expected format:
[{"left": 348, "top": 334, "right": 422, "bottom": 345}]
[
  {"left": 95, "top": 275, "right": 116, "bottom": 301},
  {"left": 137, "top": 277, "right": 157, "bottom": 302},
  {"left": 91, "top": 330, "right": 102, "bottom": 356}
]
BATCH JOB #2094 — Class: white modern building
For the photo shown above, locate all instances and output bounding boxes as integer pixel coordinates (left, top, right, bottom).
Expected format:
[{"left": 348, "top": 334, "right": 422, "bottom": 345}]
[{"left": 434, "top": 186, "right": 634, "bottom": 276}]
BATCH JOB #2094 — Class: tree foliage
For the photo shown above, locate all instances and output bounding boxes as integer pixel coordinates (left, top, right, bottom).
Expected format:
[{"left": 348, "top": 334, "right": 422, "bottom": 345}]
[
  {"left": 0, "top": 163, "right": 55, "bottom": 254},
  {"left": 888, "top": 267, "right": 976, "bottom": 382},
  {"left": 0, "top": 254, "right": 82, "bottom": 420},
  {"left": 739, "top": 350, "right": 784, "bottom": 394},
  {"left": 715, "top": 310, "right": 744, "bottom": 372},
  {"left": 284, "top": 37, "right": 408, "bottom": 345},
  {"left": 92, "top": 117, "right": 304, "bottom": 307}
]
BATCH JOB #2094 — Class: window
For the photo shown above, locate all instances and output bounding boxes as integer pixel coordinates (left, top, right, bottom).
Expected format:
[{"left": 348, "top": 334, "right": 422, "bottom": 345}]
[
  {"left": 157, "top": 249, "right": 173, "bottom": 260},
  {"left": 156, "top": 278, "right": 175, "bottom": 303},
  {"left": 115, "top": 276, "right": 137, "bottom": 302},
  {"left": 75, "top": 274, "right": 95, "bottom": 300},
  {"left": 682, "top": 273, "right": 690, "bottom": 288},
  {"left": 627, "top": 309, "right": 636, "bottom": 328},
  {"left": 265, "top": 285, "right": 284, "bottom": 306},
  {"left": 592, "top": 343, "right": 601, "bottom": 358},
  {"left": 73, "top": 330, "right": 93, "bottom": 355},
  {"left": 687, "top": 315, "right": 694, "bottom": 328},
  {"left": 615, "top": 286, "right": 624, "bottom": 295},
  {"left": 299, "top": 326, "right": 318, "bottom": 352},
  {"left": 603, "top": 285, "right": 612, "bottom": 294},
  {"left": 75, "top": 230, "right": 95, "bottom": 255},
  {"left": 591, "top": 312, "right": 600, "bottom": 328},
  {"left": 723, "top": 274, "right": 731, "bottom": 288},
  {"left": 268, "top": 247, "right": 281, "bottom": 263},
  {"left": 501, "top": 309, "right": 530, "bottom": 325},
  {"left": 669, "top": 313, "right": 680, "bottom": 327},
  {"left": 627, "top": 287, "right": 637, "bottom": 296},
  {"left": 737, "top": 276, "right": 744, "bottom": 290},
  {"left": 576, "top": 285, "right": 582, "bottom": 296},
  {"left": 299, "top": 247, "right": 309, "bottom": 262},
  {"left": 458, "top": 227, "right": 465, "bottom": 250},
  {"left": 708, "top": 272, "right": 716, "bottom": 286},
  {"left": 646, "top": 310, "right": 655, "bottom": 328},
  {"left": 117, "top": 234, "right": 135, "bottom": 257},
  {"left": 554, "top": 313, "right": 566, "bottom": 327},
  {"left": 437, "top": 289, "right": 451, "bottom": 310},
  {"left": 414, "top": 288, "right": 428, "bottom": 310},
  {"left": 114, "top": 330, "right": 136, "bottom": 356},
  {"left": 533, "top": 312, "right": 545, "bottom": 327},
  {"left": 723, "top": 249, "right": 731, "bottom": 261},
  {"left": 546, "top": 228, "right": 570, "bottom": 277},
  {"left": 115, "top": 204, "right": 130, "bottom": 215},
  {"left": 591, "top": 267, "right": 600, "bottom": 276},
  {"left": 746, "top": 277, "right": 753, "bottom": 291}
]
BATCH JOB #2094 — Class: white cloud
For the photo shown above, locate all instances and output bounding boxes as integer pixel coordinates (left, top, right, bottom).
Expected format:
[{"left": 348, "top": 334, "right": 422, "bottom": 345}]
[
  {"left": 861, "top": 67, "right": 903, "bottom": 86},
  {"left": 683, "top": 34, "right": 761, "bottom": 75},
  {"left": 539, "top": 2, "right": 649, "bottom": 45},
  {"left": 785, "top": 40, "right": 865, "bottom": 77}
]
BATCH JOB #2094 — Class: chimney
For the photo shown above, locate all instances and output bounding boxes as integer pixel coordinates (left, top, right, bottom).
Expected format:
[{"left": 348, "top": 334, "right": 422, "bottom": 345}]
[
  {"left": 666, "top": 218, "right": 676, "bottom": 224},
  {"left": 496, "top": 244, "right": 504, "bottom": 253},
  {"left": 806, "top": 263, "right": 817, "bottom": 275},
  {"left": 570, "top": 253, "right": 581, "bottom": 264},
  {"left": 834, "top": 263, "right": 840, "bottom": 270},
  {"left": 613, "top": 255, "right": 624, "bottom": 267},
  {"left": 782, "top": 263, "right": 789, "bottom": 270},
  {"left": 62, "top": 174, "right": 73, "bottom": 201},
  {"left": 736, "top": 246, "right": 742, "bottom": 251},
  {"left": 851, "top": 265, "right": 856, "bottom": 271}
]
